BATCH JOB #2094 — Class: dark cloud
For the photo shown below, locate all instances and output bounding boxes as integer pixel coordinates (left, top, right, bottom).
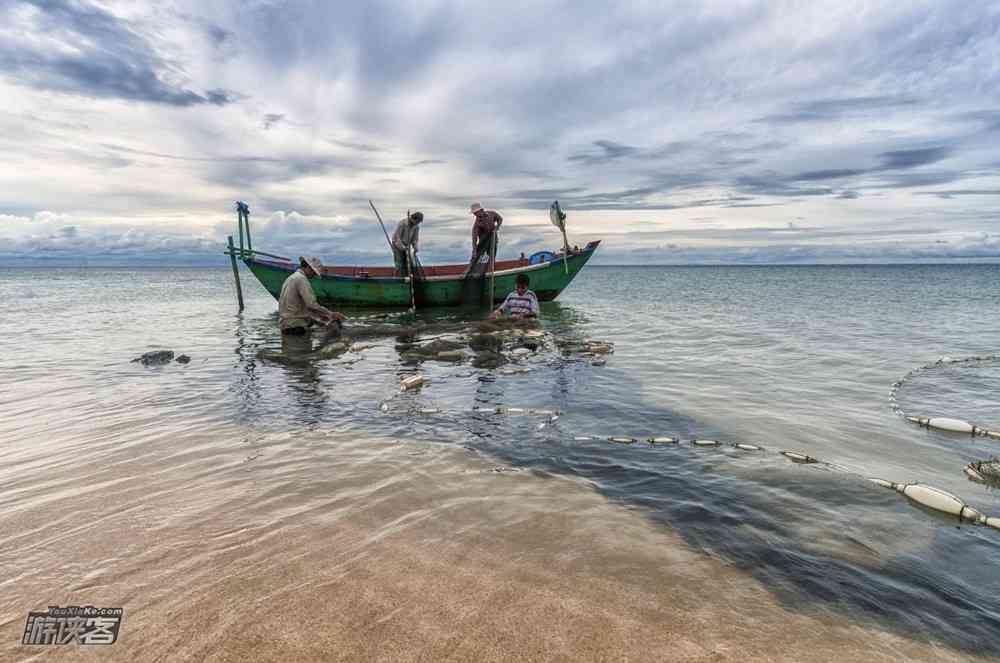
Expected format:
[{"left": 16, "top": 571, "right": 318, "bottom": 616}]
[
  {"left": 568, "top": 140, "right": 640, "bottom": 165},
  {"left": 262, "top": 113, "right": 285, "bottom": 130},
  {"left": 878, "top": 146, "right": 952, "bottom": 169},
  {"left": 915, "top": 188, "right": 1000, "bottom": 199},
  {"left": 0, "top": 0, "right": 236, "bottom": 106},
  {"left": 757, "top": 96, "right": 919, "bottom": 124},
  {"left": 329, "top": 139, "right": 385, "bottom": 153},
  {"left": 790, "top": 169, "right": 868, "bottom": 182},
  {"left": 735, "top": 175, "right": 833, "bottom": 197}
]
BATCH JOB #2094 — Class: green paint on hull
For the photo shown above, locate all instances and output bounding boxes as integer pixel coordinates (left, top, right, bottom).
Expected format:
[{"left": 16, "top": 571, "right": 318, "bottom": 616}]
[{"left": 245, "top": 246, "right": 598, "bottom": 308}]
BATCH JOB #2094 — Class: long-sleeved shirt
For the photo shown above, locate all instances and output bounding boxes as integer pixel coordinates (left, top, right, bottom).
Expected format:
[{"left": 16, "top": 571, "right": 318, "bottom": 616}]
[
  {"left": 392, "top": 217, "right": 420, "bottom": 252},
  {"left": 278, "top": 269, "right": 332, "bottom": 330},
  {"left": 499, "top": 288, "right": 539, "bottom": 318},
  {"left": 472, "top": 210, "right": 503, "bottom": 250}
]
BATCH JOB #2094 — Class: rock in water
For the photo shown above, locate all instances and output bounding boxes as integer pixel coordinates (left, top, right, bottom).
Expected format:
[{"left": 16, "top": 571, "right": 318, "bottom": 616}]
[
  {"left": 132, "top": 350, "right": 175, "bottom": 366},
  {"left": 175, "top": 355, "right": 191, "bottom": 364},
  {"left": 467, "top": 333, "right": 503, "bottom": 352},
  {"left": 471, "top": 350, "right": 507, "bottom": 369}
]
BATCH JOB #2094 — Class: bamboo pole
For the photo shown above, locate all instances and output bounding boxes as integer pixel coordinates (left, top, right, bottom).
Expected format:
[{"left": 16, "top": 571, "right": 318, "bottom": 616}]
[
  {"left": 368, "top": 200, "right": 394, "bottom": 256},
  {"left": 228, "top": 235, "right": 244, "bottom": 311},
  {"left": 407, "top": 246, "right": 416, "bottom": 312},
  {"left": 244, "top": 206, "right": 252, "bottom": 253},
  {"left": 489, "top": 227, "right": 498, "bottom": 305}
]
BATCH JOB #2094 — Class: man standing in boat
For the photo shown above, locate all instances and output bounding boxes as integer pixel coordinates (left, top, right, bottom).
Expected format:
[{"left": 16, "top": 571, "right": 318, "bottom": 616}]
[
  {"left": 278, "top": 256, "right": 345, "bottom": 335},
  {"left": 391, "top": 211, "right": 422, "bottom": 277},
  {"left": 469, "top": 202, "right": 503, "bottom": 269}
]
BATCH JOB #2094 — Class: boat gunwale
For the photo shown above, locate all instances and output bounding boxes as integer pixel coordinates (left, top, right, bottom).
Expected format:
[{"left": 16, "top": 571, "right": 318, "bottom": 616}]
[{"left": 245, "top": 240, "right": 601, "bottom": 284}]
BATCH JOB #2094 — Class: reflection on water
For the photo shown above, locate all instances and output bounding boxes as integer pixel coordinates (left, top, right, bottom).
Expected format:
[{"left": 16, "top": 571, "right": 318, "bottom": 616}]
[{"left": 2, "top": 265, "right": 1000, "bottom": 659}]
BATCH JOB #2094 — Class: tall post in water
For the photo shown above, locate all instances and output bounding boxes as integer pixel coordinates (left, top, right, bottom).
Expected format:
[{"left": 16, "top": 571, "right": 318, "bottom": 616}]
[{"left": 228, "top": 235, "right": 245, "bottom": 311}]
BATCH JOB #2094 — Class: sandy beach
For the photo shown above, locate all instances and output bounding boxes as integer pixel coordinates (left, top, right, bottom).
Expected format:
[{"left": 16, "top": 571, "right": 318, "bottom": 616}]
[{"left": 0, "top": 427, "right": 987, "bottom": 662}]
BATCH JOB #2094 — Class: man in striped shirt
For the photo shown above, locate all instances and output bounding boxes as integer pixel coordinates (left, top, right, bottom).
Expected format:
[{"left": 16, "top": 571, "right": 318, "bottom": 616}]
[{"left": 490, "top": 273, "right": 539, "bottom": 320}]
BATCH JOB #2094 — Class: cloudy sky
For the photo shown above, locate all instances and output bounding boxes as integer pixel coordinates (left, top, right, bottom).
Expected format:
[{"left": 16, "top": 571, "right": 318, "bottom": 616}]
[{"left": 2, "top": 0, "right": 999, "bottom": 265}]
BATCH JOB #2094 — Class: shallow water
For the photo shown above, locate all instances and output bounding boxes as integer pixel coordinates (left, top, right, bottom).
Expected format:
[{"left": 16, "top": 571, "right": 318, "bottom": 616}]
[{"left": 2, "top": 264, "right": 999, "bottom": 658}]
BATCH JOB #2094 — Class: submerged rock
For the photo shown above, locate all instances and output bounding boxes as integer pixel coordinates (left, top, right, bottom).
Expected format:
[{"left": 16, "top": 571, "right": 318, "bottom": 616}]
[
  {"left": 175, "top": 355, "right": 191, "bottom": 364},
  {"left": 471, "top": 350, "right": 507, "bottom": 369},
  {"left": 132, "top": 350, "right": 175, "bottom": 366},
  {"left": 467, "top": 333, "right": 503, "bottom": 352},
  {"left": 315, "top": 342, "right": 350, "bottom": 359}
]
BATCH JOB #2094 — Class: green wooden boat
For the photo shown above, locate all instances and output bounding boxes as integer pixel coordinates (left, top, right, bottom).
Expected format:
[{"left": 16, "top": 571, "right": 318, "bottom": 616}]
[
  {"left": 240, "top": 242, "right": 599, "bottom": 307},
  {"left": 225, "top": 201, "right": 600, "bottom": 307}
]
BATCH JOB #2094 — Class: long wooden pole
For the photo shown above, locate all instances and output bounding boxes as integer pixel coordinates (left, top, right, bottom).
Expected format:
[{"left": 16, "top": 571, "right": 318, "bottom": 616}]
[
  {"left": 407, "top": 246, "right": 416, "bottom": 312},
  {"left": 368, "top": 200, "right": 394, "bottom": 255},
  {"left": 228, "top": 235, "right": 244, "bottom": 311},
  {"left": 489, "top": 227, "right": 498, "bottom": 306}
]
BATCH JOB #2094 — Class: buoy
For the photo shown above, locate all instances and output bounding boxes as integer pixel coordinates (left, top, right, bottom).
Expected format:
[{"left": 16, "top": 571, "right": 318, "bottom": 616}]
[
  {"left": 378, "top": 402, "right": 390, "bottom": 412},
  {"left": 510, "top": 348, "right": 531, "bottom": 359},
  {"left": 927, "top": 417, "right": 975, "bottom": 434},
  {"left": 868, "top": 478, "right": 896, "bottom": 489},
  {"left": 549, "top": 414, "right": 560, "bottom": 423},
  {"left": 692, "top": 439, "right": 721, "bottom": 447},
  {"left": 986, "top": 517, "right": 1000, "bottom": 531},
  {"left": 608, "top": 436, "right": 637, "bottom": 444},
  {"left": 734, "top": 443, "right": 763, "bottom": 451},
  {"left": 400, "top": 375, "right": 426, "bottom": 391},
  {"left": 896, "top": 483, "right": 979, "bottom": 521},
  {"left": 506, "top": 407, "right": 525, "bottom": 414},
  {"left": 418, "top": 407, "right": 440, "bottom": 415},
  {"left": 574, "top": 436, "right": 594, "bottom": 441},
  {"left": 988, "top": 431, "right": 1000, "bottom": 440},
  {"left": 781, "top": 451, "right": 818, "bottom": 464},
  {"left": 531, "top": 409, "right": 556, "bottom": 416},
  {"left": 648, "top": 436, "right": 678, "bottom": 444},
  {"left": 906, "top": 416, "right": 929, "bottom": 426}
]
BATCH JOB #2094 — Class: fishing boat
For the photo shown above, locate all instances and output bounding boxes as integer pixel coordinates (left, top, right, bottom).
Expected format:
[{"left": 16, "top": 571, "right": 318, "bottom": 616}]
[{"left": 224, "top": 201, "right": 600, "bottom": 308}]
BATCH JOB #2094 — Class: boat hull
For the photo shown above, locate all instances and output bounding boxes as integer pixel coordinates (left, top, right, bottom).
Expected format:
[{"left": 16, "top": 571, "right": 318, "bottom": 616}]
[{"left": 244, "top": 241, "right": 599, "bottom": 307}]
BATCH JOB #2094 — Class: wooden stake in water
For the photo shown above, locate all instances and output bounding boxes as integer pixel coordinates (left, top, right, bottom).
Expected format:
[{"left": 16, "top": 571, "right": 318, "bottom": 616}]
[{"left": 228, "top": 235, "right": 244, "bottom": 311}]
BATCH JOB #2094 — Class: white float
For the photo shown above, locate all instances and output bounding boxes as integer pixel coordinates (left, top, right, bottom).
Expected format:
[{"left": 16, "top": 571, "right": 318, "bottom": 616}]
[
  {"left": 692, "top": 439, "right": 721, "bottom": 447},
  {"left": 781, "top": 451, "right": 818, "bottom": 463},
  {"left": 400, "top": 375, "right": 426, "bottom": 391},
  {"left": 649, "top": 436, "right": 678, "bottom": 444},
  {"left": 926, "top": 418, "right": 975, "bottom": 434},
  {"left": 608, "top": 436, "right": 637, "bottom": 444}
]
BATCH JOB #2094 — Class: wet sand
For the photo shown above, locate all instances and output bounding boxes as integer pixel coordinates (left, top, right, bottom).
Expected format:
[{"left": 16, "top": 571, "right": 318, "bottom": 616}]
[{"left": 0, "top": 429, "right": 987, "bottom": 662}]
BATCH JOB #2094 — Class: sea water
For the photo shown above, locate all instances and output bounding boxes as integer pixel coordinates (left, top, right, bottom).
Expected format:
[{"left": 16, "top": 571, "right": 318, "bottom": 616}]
[{"left": 1, "top": 264, "right": 999, "bottom": 657}]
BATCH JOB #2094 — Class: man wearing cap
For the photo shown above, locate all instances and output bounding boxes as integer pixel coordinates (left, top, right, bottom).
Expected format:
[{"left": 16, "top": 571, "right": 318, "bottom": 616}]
[
  {"left": 469, "top": 202, "right": 503, "bottom": 267},
  {"left": 391, "top": 211, "right": 423, "bottom": 276},
  {"left": 278, "top": 256, "right": 345, "bottom": 335}
]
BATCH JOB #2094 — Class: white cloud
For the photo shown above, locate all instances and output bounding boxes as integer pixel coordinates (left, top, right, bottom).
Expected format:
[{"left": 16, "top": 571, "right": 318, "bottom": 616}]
[{"left": 1, "top": 0, "right": 999, "bottom": 264}]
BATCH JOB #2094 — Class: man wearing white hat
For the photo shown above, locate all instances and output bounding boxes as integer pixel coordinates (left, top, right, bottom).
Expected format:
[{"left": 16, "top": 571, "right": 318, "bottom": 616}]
[
  {"left": 277, "top": 256, "right": 345, "bottom": 335},
  {"left": 469, "top": 202, "right": 503, "bottom": 268}
]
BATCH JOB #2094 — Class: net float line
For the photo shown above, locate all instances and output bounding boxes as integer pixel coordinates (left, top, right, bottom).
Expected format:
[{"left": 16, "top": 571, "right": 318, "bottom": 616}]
[
  {"left": 889, "top": 355, "right": 1000, "bottom": 437},
  {"left": 377, "top": 396, "right": 1000, "bottom": 533},
  {"left": 868, "top": 479, "right": 1000, "bottom": 531}
]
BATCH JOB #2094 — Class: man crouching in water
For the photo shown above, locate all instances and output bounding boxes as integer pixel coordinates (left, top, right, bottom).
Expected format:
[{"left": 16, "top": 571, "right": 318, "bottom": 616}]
[
  {"left": 489, "top": 273, "right": 539, "bottom": 320},
  {"left": 279, "top": 256, "right": 346, "bottom": 336}
]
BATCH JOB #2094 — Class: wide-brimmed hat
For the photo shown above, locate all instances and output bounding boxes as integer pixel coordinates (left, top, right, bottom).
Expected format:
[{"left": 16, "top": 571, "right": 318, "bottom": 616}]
[
  {"left": 301, "top": 255, "right": 324, "bottom": 276},
  {"left": 469, "top": 202, "right": 483, "bottom": 214}
]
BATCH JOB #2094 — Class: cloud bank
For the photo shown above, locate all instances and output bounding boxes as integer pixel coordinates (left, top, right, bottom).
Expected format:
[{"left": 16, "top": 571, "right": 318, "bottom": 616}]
[{"left": 1, "top": 0, "right": 999, "bottom": 265}]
